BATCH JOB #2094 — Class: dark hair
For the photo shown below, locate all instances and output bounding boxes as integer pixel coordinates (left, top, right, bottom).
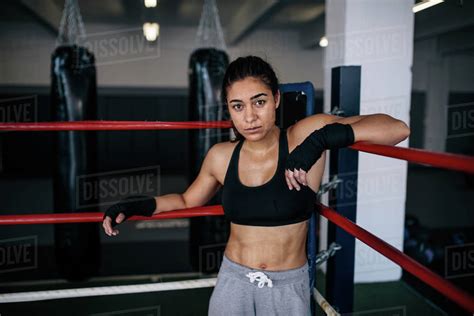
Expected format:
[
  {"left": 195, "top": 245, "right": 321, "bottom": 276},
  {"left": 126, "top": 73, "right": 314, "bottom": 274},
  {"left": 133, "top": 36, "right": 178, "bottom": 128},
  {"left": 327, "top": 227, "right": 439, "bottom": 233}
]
[{"left": 221, "top": 56, "right": 279, "bottom": 141}]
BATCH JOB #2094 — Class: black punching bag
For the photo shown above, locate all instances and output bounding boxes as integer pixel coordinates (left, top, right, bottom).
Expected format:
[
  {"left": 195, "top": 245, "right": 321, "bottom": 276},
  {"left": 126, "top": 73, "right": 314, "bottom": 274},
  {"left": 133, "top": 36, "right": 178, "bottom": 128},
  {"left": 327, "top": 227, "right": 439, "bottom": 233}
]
[
  {"left": 51, "top": 45, "right": 100, "bottom": 281},
  {"left": 188, "top": 48, "right": 229, "bottom": 273}
]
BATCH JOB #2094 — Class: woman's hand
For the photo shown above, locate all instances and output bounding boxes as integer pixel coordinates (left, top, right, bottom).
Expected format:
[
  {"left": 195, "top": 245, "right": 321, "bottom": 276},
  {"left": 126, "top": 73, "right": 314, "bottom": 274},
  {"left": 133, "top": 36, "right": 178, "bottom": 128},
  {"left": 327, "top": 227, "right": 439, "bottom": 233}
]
[
  {"left": 102, "top": 195, "right": 156, "bottom": 236},
  {"left": 285, "top": 123, "right": 354, "bottom": 190},
  {"left": 285, "top": 168, "right": 308, "bottom": 191}
]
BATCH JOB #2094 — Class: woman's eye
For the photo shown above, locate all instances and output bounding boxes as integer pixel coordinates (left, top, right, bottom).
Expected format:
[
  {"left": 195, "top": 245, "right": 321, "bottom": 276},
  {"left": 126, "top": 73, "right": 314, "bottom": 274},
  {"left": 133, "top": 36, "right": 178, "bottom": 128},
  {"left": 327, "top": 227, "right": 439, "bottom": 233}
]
[
  {"left": 255, "top": 100, "right": 266, "bottom": 106},
  {"left": 232, "top": 104, "right": 243, "bottom": 111}
]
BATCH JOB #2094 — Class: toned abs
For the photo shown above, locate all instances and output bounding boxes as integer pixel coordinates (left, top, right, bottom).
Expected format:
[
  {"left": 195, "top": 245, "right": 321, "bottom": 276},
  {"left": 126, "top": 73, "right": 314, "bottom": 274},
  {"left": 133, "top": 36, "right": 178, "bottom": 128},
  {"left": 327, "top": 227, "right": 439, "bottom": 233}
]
[{"left": 214, "top": 127, "right": 325, "bottom": 270}]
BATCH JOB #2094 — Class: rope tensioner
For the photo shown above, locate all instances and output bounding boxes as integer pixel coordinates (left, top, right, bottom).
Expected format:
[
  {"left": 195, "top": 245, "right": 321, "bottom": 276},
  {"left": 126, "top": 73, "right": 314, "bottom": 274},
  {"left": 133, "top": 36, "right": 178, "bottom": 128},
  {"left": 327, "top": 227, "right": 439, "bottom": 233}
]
[
  {"left": 317, "top": 176, "right": 343, "bottom": 199},
  {"left": 315, "top": 242, "right": 342, "bottom": 266}
]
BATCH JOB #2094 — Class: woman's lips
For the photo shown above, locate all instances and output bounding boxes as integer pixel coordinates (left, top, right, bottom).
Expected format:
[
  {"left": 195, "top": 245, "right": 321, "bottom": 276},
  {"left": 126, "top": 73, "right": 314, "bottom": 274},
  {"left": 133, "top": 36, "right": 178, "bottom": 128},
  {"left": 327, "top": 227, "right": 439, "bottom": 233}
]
[{"left": 245, "top": 126, "right": 262, "bottom": 133}]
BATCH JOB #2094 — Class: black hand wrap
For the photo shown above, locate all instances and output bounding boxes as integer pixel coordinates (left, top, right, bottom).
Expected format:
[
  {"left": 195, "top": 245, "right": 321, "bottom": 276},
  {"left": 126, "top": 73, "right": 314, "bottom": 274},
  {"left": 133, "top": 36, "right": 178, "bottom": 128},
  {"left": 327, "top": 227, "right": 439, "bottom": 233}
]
[
  {"left": 103, "top": 195, "right": 156, "bottom": 227},
  {"left": 285, "top": 123, "right": 355, "bottom": 172}
]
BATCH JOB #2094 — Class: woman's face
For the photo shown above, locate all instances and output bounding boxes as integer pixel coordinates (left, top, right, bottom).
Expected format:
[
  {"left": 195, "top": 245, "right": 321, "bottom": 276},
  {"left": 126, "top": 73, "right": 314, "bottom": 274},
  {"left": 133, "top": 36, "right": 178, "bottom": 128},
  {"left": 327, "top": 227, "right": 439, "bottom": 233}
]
[{"left": 226, "top": 76, "right": 280, "bottom": 141}]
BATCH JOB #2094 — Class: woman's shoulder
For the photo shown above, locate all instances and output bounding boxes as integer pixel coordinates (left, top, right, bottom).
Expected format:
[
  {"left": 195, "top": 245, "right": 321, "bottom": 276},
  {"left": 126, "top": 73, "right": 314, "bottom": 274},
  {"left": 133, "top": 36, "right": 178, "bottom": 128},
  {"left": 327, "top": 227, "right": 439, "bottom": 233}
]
[
  {"left": 208, "top": 140, "right": 239, "bottom": 160},
  {"left": 205, "top": 140, "right": 239, "bottom": 183}
]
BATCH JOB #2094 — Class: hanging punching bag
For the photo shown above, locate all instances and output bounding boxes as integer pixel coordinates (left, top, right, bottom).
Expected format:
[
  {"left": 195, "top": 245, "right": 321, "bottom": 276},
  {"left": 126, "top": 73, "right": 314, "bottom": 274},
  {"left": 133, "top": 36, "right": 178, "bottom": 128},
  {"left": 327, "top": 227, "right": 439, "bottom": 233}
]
[
  {"left": 51, "top": 45, "right": 100, "bottom": 281},
  {"left": 188, "top": 48, "right": 230, "bottom": 273}
]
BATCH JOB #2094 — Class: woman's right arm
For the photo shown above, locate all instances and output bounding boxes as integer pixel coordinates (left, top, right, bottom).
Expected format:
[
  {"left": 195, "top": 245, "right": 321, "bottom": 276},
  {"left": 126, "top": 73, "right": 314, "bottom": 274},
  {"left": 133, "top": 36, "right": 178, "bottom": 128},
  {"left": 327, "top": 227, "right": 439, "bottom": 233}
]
[
  {"left": 103, "top": 144, "right": 223, "bottom": 236},
  {"left": 154, "top": 144, "right": 222, "bottom": 213}
]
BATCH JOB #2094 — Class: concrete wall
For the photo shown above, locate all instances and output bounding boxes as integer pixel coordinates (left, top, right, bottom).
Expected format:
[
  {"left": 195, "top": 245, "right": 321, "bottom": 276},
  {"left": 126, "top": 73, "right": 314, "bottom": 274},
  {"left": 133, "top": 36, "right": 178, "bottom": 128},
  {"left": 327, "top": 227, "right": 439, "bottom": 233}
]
[
  {"left": 412, "top": 36, "right": 474, "bottom": 152},
  {"left": 0, "top": 21, "right": 324, "bottom": 89}
]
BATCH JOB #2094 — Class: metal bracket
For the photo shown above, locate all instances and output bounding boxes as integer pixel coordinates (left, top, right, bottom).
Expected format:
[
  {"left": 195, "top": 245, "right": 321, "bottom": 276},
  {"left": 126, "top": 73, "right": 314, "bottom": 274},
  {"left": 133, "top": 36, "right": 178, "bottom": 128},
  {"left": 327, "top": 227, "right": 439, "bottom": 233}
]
[
  {"left": 328, "top": 107, "right": 345, "bottom": 116},
  {"left": 316, "top": 242, "right": 342, "bottom": 266},
  {"left": 316, "top": 175, "right": 342, "bottom": 199}
]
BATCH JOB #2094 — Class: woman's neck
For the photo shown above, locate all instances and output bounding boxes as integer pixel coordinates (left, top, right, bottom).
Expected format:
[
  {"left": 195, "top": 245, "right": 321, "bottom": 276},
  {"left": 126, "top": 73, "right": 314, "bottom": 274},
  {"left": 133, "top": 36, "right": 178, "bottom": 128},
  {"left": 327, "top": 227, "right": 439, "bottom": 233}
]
[{"left": 243, "top": 125, "right": 279, "bottom": 155}]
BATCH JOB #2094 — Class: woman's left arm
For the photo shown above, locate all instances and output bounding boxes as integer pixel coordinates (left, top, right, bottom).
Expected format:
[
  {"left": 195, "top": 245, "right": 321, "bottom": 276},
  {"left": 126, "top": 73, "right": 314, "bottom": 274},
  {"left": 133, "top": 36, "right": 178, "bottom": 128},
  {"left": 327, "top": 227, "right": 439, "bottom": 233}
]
[
  {"left": 290, "top": 113, "right": 410, "bottom": 146},
  {"left": 330, "top": 113, "right": 410, "bottom": 145},
  {"left": 285, "top": 113, "right": 410, "bottom": 190}
]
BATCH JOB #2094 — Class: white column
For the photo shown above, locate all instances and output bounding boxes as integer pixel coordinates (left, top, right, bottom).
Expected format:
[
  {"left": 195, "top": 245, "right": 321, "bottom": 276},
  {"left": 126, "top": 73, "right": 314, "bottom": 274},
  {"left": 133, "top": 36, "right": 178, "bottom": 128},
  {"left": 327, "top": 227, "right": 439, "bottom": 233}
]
[{"left": 323, "top": 0, "right": 414, "bottom": 283}]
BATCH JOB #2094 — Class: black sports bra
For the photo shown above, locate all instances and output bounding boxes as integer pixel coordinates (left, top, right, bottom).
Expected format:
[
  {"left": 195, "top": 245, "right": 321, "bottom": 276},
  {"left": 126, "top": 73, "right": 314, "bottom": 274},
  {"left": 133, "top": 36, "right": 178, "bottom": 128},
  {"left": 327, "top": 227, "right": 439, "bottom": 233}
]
[{"left": 221, "top": 127, "right": 315, "bottom": 226}]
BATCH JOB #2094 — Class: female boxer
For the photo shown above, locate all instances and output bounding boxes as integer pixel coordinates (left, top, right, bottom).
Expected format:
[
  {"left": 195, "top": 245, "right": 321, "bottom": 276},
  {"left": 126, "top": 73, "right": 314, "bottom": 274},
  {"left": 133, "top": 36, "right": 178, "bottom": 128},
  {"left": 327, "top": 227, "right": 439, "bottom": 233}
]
[{"left": 102, "top": 56, "right": 410, "bottom": 315}]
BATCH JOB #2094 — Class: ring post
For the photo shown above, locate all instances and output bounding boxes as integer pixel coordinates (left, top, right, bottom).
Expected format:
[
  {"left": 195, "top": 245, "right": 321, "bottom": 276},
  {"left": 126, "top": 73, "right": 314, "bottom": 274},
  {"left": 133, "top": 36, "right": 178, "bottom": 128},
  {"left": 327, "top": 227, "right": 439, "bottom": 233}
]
[
  {"left": 326, "top": 66, "right": 361, "bottom": 313},
  {"left": 279, "top": 81, "right": 317, "bottom": 316}
]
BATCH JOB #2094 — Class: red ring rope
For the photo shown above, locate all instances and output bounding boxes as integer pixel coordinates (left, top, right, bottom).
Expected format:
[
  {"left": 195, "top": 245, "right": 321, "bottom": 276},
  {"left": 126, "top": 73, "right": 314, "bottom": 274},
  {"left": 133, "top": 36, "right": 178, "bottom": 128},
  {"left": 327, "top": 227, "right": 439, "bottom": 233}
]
[
  {"left": 0, "top": 205, "right": 224, "bottom": 225},
  {"left": 1, "top": 120, "right": 472, "bottom": 174},
  {"left": 0, "top": 120, "right": 232, "bottom": 131},
  {"left": 350, "top": 142, "right": 474, "bottom": 174},
  {"left": 317, "top": 202, "right": 474, "bottom": 313}
]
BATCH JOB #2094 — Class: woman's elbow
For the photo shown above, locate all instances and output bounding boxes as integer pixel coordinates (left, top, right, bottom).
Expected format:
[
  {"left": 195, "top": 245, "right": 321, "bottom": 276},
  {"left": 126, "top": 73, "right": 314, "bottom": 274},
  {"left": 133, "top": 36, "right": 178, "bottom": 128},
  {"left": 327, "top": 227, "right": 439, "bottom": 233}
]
[{"left": 394, "top": 120, "right": 410, "bottom": 145}]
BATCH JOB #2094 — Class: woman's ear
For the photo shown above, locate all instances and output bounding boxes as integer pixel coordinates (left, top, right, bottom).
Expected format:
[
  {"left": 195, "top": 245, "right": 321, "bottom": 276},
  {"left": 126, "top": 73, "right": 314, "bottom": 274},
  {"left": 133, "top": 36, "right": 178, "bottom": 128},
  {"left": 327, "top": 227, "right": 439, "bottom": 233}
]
[{"left": 275, "top": 90, "right": 281, "bottom": 109}]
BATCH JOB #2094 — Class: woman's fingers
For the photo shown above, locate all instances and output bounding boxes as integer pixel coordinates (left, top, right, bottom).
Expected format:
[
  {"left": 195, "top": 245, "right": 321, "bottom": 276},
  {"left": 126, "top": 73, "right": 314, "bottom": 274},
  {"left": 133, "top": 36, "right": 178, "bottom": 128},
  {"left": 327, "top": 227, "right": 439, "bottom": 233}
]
[
  {"left": 286, "top": 169, "right": 301, "bottom": 191},
  {"left": 293, "top": 169, "right": 308, "bottom": 187},
  {"left": 296, "top": 169, "right": 307, "bottom": 186},
  {"left": 102, "top": 215, "right": 122, "bottom": 236},
  {"left": 285, "top": 169, "right": 308, "bottom": 191},
  {"left": 116, "top": 213, "right": 125, "bottom": 224},
  {"left": 285, "top": 169, "right": 293, "bottom": 190},
  {"left": 102, "top": 216, "right": 113, "bottom": 236}
]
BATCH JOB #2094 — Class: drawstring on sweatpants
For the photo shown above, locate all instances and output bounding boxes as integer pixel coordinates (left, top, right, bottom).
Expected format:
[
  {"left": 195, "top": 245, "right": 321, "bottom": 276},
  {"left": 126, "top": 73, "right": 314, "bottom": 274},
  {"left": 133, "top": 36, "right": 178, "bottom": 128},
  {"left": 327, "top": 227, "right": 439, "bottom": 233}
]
[{"left": 246, "top": 271, "right": 273, "bottom": 288}]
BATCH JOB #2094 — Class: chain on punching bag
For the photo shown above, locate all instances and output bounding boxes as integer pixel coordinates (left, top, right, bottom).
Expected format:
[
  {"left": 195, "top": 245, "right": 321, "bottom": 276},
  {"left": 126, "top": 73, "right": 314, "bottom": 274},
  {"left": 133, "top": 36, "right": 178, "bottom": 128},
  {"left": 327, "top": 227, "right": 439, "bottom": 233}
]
[
  {"left": 51, "top": 0, "right": 100, "bottom": 281},
  {"left": 188, "top": 0, "right": 230, "bottom": 273}
]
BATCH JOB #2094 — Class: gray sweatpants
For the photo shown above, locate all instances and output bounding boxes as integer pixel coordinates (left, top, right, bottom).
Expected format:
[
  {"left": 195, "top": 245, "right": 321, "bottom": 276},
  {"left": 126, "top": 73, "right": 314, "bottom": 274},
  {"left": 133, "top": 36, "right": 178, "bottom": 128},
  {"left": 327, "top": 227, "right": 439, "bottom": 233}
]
[{"left": 208, "top": 254, "right": 311, "bottom": 316}]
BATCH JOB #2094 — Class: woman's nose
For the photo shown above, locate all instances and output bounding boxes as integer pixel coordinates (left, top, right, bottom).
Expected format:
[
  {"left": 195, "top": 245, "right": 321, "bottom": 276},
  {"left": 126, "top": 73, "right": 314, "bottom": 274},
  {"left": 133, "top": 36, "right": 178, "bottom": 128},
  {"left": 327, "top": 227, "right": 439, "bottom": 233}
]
[{"left": 244, "top": 106, "right": 257, "bottom": 123}]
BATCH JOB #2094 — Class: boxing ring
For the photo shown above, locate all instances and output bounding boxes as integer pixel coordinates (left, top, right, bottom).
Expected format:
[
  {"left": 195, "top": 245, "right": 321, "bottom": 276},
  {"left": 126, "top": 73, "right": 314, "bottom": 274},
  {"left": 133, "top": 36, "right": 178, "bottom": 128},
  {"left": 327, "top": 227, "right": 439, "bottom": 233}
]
[{"left": 0, "top": 120, "right": 473, "bottom": 315}]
